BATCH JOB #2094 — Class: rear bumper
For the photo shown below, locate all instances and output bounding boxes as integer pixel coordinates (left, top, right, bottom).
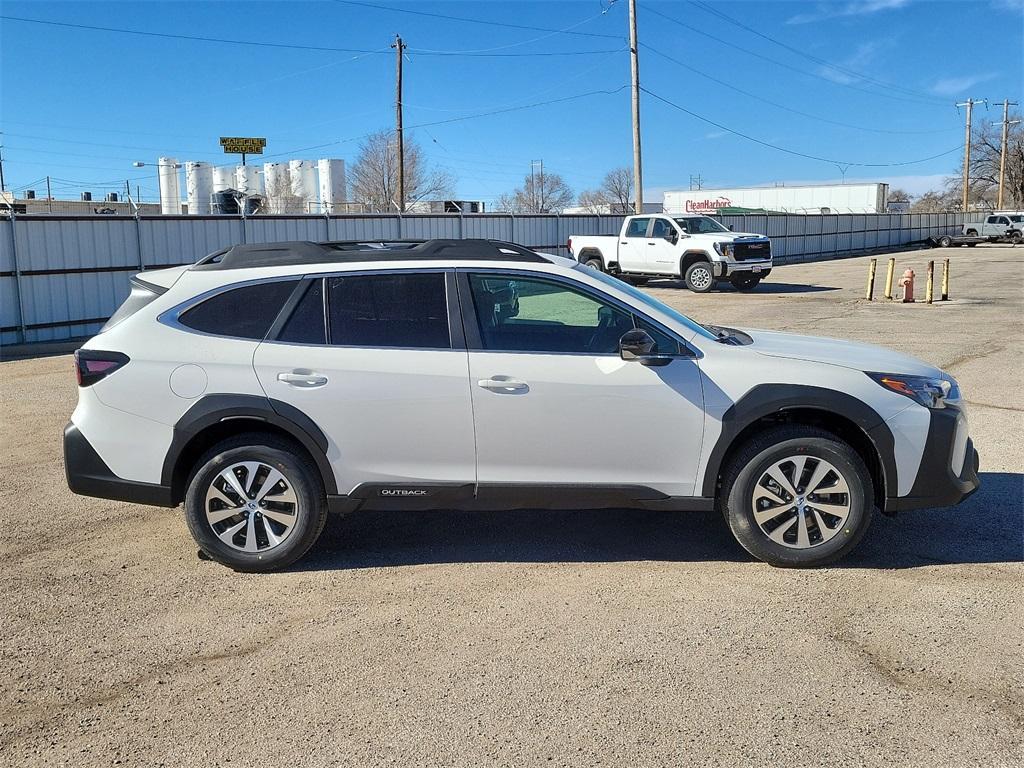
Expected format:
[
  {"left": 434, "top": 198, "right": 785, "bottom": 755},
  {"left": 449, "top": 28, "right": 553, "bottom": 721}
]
[
  {"left": 64, "top": 422, "right": 176, "bottom": 507},
  {"left": 884, "top": 406, "right": 980, "bottom": 513}
]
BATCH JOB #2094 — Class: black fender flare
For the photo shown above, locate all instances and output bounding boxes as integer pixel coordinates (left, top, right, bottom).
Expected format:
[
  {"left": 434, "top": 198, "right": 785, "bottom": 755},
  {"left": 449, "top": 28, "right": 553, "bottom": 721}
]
[
  {"left": 700, "top": 383, "right": 897, "bottom": 499},
  {"left": 161, "top": 394, "right": 337, "bottom": 497},
  {"left": 577, "top": 248, "right": 606, "bottom": 270}
]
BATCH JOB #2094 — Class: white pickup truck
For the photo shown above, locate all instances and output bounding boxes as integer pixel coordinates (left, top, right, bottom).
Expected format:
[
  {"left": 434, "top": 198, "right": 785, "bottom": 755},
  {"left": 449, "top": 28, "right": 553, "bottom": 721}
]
[{"left": 568, "top": 214, "right": 772, "bottom": 292}]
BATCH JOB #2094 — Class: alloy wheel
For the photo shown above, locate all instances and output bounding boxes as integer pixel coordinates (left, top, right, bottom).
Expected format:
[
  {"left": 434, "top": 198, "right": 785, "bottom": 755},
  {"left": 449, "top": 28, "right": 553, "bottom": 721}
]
[
  {"left": 205, "top": 461, "right": 299, "bottom": 553},
  {"left": 750, "top": 455, "right": 852, "bottom": 549},
  {"left": 690, "top": 266, "right": 713, "bottom": 290}
]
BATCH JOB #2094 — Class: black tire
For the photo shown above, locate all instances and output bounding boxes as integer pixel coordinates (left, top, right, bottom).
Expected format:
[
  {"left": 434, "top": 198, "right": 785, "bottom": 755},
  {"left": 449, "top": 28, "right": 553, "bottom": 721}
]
[
  {"left": 584, "top": 257, "right": 604, "bottom": 272},
  {"left": 1009, "top": 230, "right": 1022, "bottom": 244},
  {"left": 683, "top": 260, "right": 716, "bottom": 293},
  {"left": 184, "top": 432, "right": 328, "bottom": 572},
  {"left": 729, "top": 274, "right": 762, "bottom": 291},
  {"left": 938, "top": 235, "right": 953, "bottom": 248},
  {"left": 719, "top": 426, "right": 873, "bottom": 568},
  {"left": 965, "top": 229, "right": 978, "bottom": 236}
]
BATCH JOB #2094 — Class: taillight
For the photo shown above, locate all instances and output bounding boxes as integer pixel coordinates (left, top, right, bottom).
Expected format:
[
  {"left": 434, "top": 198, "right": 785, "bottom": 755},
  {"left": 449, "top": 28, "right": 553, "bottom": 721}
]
[{"left": 74, "top": 350, "right": 130, "bottom": 387}]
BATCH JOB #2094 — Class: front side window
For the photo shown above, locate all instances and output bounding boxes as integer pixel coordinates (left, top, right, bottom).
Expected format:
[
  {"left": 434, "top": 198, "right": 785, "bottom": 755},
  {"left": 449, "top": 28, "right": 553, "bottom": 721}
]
[
  {"left": 650, "top": 218, "right": 676, "bottom": 239},
  {"left": 327, "top": 272, "right": 450, "bottom": 349},
  {"left": 179, "top": 280, "right": 297, "bottom": 339},
  {"left": 625, "top": 218, "right": 650, "bottom": 238},
  {"left": 467, "top": 274, "right": 680, "bottom": 355}
]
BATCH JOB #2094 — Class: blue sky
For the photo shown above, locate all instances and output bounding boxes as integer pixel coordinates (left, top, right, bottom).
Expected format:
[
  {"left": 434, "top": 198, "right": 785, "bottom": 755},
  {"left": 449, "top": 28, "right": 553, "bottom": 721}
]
[{"left": 1, "top": 0, "right": 1021, "bottom": 205}]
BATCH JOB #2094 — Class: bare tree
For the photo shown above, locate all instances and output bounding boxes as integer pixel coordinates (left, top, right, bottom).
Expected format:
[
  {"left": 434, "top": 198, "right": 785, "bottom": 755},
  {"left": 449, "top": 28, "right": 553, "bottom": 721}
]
[
  {"left": 265, "top": 178, "right": 303, "bottom": 215},
  {"left": 496, "top": 168, "right": 574, "bottom": 213},
  {"left": 577, "top": 167, "right": 634, "bottom": 214},
  {"left": 349, "top": 130, "right": 454, "bottom": 212},
  {"left": 888, "top": 188, "right": 911, "bottom": 203}
]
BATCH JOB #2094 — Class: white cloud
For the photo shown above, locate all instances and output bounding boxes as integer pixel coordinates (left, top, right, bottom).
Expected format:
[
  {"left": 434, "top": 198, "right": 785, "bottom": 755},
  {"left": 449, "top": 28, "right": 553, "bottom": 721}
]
[
  {"left": 705, "top": 131, "right": 728, "bottom": 140},
  {"left": 816, "top": 40, "right": 888, "bottom": 84},
  {"left": 788, "top": 0, "right": 911, "bottom": 25},
  {"left": 930, "top": 73, "right": 998, "bottom": 96}
]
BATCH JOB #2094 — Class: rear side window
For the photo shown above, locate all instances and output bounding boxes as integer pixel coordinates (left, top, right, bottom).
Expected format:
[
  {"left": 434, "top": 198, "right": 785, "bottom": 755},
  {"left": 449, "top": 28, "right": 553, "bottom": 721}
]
[
  {"left": 180, "top": 280, "right": 296, "bottom": 340},
  {"left": 101, "top": 280, "right": 162, "bottom": 332},
  {"left": 327, "top": 273, "right": 450, "bottom": 348},
  {"left": 625, "top": 218, "right": 650, "bottom": 237}
]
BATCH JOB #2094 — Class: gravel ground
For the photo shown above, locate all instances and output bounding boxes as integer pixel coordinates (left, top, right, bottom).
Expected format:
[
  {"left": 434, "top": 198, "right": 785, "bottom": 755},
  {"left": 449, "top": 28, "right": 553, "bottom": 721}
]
[{"left": 1, "top": 244, "right": 1021, "bottom": 767}]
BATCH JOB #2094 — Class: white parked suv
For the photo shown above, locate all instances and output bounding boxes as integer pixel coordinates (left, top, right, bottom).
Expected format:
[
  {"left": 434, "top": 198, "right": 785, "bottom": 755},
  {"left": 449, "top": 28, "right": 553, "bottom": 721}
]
[
  {"left": 569, "top": 214, "right": 772, "bottom": 292},
  {"left": 65, "top": 239, "right": 979, "bottom": 571}
]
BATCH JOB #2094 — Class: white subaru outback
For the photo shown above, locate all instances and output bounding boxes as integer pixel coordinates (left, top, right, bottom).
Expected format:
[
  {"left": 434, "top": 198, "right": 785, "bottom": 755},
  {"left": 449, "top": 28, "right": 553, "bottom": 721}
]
[{"left": 64, "top": 239, "right": 979, "bottom": 571}]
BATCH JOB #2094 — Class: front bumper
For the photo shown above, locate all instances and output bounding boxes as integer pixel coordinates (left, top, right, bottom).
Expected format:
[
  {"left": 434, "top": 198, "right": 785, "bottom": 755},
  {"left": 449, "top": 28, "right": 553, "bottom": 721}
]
[
  {"left": 716, "top": 260, "right": 773, "bottom": 278},
  {"left": 884, "top": 405, "right": 980, "bottom": 512},
  {"left": 64, "top": 422, "right": 176, "bottom": 507}
]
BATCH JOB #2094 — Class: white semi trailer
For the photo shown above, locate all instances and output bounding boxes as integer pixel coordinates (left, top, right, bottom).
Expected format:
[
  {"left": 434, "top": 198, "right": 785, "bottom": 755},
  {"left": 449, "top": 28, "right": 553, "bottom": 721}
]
[{"left": 664, "top": 183, "right": 890, "bottom": 215}]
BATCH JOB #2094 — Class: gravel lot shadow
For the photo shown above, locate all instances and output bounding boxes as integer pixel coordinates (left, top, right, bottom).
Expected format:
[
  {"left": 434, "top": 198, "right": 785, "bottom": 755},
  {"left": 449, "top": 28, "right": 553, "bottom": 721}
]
[
  {"left": 847, "top": 471, "right": 1023, "bottom": 568},
  {"left": 295, "top": 473, "right": 1021, "bottom": 571},
  {"left": 646, "top": 279, "right": 839, "bottom": 294}
]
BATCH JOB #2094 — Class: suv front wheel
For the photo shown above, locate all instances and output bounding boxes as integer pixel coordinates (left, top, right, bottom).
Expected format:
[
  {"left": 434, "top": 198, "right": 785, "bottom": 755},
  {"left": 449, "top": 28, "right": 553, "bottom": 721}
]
[
  {"left": 683, "top": 260, "right": 715, "bottom": 293},
  {"left": 720, "top": 426, "right": 873, "bottom": 567},
  {"left": 184, "top": 433, "right": 328, "bottom": 572}
]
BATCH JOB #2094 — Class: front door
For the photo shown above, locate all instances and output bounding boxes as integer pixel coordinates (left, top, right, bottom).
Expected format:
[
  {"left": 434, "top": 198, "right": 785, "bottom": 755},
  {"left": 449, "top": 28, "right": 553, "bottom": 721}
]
[
  {"left": 459, "top": 270, "right": 706, "bottom": 498},
  {"left": 253, "top": 271, "right": 476, "bottom": 495}
]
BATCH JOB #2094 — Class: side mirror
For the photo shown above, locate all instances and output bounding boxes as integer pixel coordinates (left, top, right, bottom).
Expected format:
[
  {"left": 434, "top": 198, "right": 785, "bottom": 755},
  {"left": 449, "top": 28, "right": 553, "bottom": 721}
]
[
  {"left": 665, "top": 230, "right": 679, "bottom": 244},
  {"left": 619, "top": 329, "right": 671, "bottom": 366},
  {"left": 728, "top": 225, "right": 735, "bottom": 231}
]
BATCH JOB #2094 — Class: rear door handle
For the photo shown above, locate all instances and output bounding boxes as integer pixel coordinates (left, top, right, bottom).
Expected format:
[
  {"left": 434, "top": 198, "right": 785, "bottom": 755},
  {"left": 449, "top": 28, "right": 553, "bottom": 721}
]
[
  {"left": 478, "top": 376, "right": 529, "bottom": 393},
  {"left": 277, "top": 370, "right": 328, "bottom": 387}
]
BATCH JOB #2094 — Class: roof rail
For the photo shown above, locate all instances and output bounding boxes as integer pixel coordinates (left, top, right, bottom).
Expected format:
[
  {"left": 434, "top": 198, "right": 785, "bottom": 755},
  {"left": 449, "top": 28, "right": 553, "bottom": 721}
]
[{"left": 192, "top": 238, "right": 550, "bottom": 271}]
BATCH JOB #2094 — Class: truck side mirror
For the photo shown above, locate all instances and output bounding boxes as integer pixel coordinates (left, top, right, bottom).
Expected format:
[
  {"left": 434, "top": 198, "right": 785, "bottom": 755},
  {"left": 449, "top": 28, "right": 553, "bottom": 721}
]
[
  {"left": 666, "top": 230, "right": 678, "bottom": 244},
  {"left": 728, "top": 225, "right": 735, "bottom": 231}
]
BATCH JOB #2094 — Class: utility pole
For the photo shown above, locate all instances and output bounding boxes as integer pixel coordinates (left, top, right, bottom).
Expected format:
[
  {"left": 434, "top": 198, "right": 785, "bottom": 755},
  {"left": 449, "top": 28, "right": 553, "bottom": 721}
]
[
  {"left": 46, "top": 176, "right": 53, "bottom": 213},
  {"left": 0, "top": 144, "right": 6, "bottom": 192},
  {"left": 956, "top": 99, "right": 985, "bottom": 212},
  {"left": 997, "top": 99, "right": 1020, "bottom": 210},
  {"left": 689, "top": 174, "right": 703, "bottom": 191},
  {"left": 392, "top": 34, "right": 406, "bottom": 213},
  {"left": 628, "top": 0, "right": 643, "bottom": 214}
]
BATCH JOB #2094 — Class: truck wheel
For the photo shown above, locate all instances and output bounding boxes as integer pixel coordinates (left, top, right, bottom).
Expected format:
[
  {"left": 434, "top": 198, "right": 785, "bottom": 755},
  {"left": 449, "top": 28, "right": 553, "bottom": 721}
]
[
  {"left": 584, "top": 257, "right": 604, "bottom": 272},
  {"left": 965, "top": 229, "right": 978, "bottom": 236},
  {"left": 1010, "top": 230, "right": 1022, "bottom": 244},
  {"left": 184, "top": 433, "right": 328, "bottom": 572},
  {"left": 683, "top": 261, "right": 715, "bottom": 293},
  {"left": 720, "top": 426, "right": 873, "bottom": 568},
  {"left": 730, "top": 274, "right": 761, "bottom": 291},
  {"left": 938, "top": 235, "right": 953, "bottom": 248}
]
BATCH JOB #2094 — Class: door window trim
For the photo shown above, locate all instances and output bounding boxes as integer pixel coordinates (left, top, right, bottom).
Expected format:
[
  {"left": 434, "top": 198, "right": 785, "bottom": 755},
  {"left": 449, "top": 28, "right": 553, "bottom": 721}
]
[
  {"left": 261, "top": 267, "right": 464, "bottom": 351},
  {"left": 455, "top": 268, "right": 696, "bottom": 358}
]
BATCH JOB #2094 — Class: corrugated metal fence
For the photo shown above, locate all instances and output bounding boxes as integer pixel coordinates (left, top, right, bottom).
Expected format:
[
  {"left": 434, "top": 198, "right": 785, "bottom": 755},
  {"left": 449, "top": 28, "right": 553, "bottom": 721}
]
[{"left": 1, "top": 211, "right": 979, "bottom": 346}]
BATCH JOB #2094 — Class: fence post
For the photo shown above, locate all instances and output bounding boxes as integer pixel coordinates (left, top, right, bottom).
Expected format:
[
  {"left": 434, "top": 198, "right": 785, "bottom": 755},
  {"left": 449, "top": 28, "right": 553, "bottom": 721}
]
[
  {"left": 7, "top": 211, "right": 27, "bottom": 344},
  {"left": 509, "top": 212, "right": 516, "bottom": 244},
  {"left": 135, "top": 212, "right": 146, "bottom": 271},
  {"left": 323, "top": 213, "right": 330, "bottom": 242},
  {"left": 397, "top": 211, "right": 403, "bottom": 239}
]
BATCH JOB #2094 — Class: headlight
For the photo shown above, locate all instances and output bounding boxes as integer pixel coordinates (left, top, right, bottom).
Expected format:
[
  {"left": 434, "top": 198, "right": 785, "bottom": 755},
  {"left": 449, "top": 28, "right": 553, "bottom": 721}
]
[
  {"left": 867, "top": 372, "right": 960, "bottom": 409},
  {"left": 714, "top": 242, "right": 732, "bottom": 257}
]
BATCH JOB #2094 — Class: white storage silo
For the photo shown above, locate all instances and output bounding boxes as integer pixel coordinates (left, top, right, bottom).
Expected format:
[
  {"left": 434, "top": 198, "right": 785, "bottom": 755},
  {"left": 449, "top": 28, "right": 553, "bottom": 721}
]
[
  {"left": 236, "top": 165, "right": 263, "bottom": 196},
  {"left": 158, "top": 157, "right": 181, "bottom": 215},
  {"left": 185, "top": 162, "right": 214, "bottom": 215},
  {"left": 263, "top": 162, "right": 291, "bottom": 213},
  {"left": 317, "top": 158, "right": 346, "bottom": 214},
  {"left": 289, "top": 159, "right": 317, "bottom": 213},
  {"left": 212, "top": 165, "right": 235, "bottom": 193}
]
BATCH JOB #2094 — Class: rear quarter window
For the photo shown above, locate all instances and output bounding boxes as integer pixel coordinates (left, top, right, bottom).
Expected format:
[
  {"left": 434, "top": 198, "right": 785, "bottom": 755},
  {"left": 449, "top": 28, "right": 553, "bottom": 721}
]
[{"left": 180, "top": 280, "right": 297, "bottom": 340}]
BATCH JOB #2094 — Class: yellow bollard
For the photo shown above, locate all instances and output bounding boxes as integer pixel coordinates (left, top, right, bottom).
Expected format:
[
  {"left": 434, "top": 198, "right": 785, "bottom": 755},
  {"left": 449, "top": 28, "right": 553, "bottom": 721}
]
[
  {"left": 926, "top": 260, "right": 934, "bottom": 304},
  {"left": 884, "top": 257, "right": 896, "bottom": 300},
  {"left": 865, "top": 258, "right": 877, "bottom": 300},
  {"left": 941, "top": 258, "right": 950, "bottom": 301}
]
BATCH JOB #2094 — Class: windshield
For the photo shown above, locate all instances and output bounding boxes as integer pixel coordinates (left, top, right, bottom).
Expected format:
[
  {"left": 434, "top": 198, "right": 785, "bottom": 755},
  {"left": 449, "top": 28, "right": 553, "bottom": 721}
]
[
  {"left": 673, "top": 216, "right": 729, "bottom": 234},
  {"left": 575, "top": 265, "right": 719, "bottom": 341}
]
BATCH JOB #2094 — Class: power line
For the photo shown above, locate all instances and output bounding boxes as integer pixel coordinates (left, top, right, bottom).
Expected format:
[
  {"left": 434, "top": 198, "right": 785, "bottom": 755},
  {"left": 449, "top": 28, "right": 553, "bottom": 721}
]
[
  {"left": 688, "top": 0, "right": 947, "bottom": 105},
  {"left": 332, "top": 0, "right": 624, "bottom": 39},
  {"left": 641, "top": 43, "right": 953, "bottom": 136},
  {"left": 641, "top": 86, "right": 963, "bottom": 167},
  {"left": 643, "top": 5, "right": 947, "bottom": 108}
]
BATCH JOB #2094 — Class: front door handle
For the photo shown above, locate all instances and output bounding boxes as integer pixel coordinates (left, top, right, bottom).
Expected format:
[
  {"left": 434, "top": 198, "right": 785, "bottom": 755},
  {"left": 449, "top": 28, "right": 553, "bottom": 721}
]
[
  {"left": 277, "top": 370, "right": 328, "bottom": 387},
  {"left": 478, "top": 376, "right": 529, "bottom": 393}
]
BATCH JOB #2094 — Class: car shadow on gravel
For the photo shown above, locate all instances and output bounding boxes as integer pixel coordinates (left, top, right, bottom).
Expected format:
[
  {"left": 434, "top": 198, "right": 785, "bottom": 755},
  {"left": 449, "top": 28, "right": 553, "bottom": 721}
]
[
  {"left": 844, "top": 472, "right": 1023, "bottom": 569},
  {"left": 296, "top": 472, "right": 1022, "bottom": 571}
]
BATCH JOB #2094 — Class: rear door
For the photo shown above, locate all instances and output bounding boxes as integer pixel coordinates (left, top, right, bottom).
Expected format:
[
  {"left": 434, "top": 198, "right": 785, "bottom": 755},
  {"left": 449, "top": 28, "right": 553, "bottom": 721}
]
[
  {"left": 459, "top": 269, "right": 706, "bottom": 497},
  {"left": 645, "top": 217, "right": 682, "bottom": 275},
  {"left": 253, "top": 270, "right": 476, "bottom": 496},
  {"left": 616, "top": 217, "right": 651, "bottom": 272}
]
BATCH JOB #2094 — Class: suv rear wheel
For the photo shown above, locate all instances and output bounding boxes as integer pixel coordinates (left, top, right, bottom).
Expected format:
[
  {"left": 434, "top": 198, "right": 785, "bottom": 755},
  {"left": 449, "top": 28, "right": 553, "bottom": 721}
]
[
  {"left": 184, "top": 433, "right": 328, "bottom": 572},
  {"left": 720, "top": 426, "right": 873, "bottom": 567}
]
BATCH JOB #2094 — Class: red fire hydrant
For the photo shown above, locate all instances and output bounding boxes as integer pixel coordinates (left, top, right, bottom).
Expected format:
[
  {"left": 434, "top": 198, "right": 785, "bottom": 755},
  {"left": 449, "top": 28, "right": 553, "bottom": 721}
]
[{"left": 899, "top": 268, "right": 916, "bottom": 303}]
